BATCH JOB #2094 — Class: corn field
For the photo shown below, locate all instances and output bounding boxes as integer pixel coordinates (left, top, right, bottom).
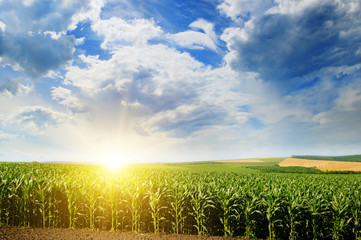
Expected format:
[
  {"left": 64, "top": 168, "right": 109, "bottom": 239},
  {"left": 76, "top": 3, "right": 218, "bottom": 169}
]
[{"left": 1, "top": 162, "right": 361, "bottom": 240}]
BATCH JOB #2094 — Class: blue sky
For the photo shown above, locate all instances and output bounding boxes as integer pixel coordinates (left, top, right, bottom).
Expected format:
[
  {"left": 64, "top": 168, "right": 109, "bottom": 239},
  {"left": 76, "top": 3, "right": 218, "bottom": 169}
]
[{"left": 1, "top": 0, "right": 361, "bottom": 163}]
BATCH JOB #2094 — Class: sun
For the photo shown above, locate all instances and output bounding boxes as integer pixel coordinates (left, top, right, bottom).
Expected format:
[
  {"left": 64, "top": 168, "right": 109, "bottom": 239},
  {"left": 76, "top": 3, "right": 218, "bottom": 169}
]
[{"left": 104, "top": 153, "right": 127, "bottom": 172}]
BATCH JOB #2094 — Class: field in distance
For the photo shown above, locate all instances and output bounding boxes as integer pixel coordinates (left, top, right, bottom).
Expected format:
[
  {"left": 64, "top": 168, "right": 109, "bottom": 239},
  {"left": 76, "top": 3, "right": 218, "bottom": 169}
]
[
  {"left": 279, "top": 156, "right": 361, "bottom": 172},
  {"left": 141, "top": 157, "right": 324, "bottom": 174},
  {"left": 144, "top": 155, "right": 361, "bottom": 173}
]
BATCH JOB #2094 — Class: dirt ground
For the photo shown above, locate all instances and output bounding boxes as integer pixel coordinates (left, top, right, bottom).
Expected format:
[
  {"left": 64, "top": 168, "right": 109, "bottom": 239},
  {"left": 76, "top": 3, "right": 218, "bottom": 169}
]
[{"left": 0, "top": 227, "right": 250, "bottom": 240}]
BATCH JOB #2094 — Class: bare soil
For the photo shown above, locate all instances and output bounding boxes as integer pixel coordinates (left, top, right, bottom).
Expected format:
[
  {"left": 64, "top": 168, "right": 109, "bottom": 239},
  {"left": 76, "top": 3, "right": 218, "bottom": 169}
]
[{"left": 0, "top": 227, "right": 250, "bottom": 240}]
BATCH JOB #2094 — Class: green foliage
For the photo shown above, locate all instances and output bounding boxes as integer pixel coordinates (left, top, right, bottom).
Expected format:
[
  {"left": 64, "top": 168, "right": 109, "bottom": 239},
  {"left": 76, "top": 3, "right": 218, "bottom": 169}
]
[
  {"left": 1, "top": 162, "right": 361, "bottom": 240},
  {"left": 248, "top": 166, "right": 323, "bottom": 174}
]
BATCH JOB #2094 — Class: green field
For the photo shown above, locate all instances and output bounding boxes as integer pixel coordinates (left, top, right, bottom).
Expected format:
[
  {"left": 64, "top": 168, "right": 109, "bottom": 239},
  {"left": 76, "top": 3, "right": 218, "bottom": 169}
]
[
  {"left": 1, "top": 161, "right": 361, "bottom": 240},
  {"left": 142, "top": 157, "right": 325, "bottom": 174}
]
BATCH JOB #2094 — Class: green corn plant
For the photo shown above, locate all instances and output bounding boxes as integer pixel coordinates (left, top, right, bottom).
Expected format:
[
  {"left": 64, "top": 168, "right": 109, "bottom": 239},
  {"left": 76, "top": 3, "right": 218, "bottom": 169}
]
[
  {"left": 20, "top": 176, "right": 34, "bottom": 227},
  {"left": 46, "top": 183, "right": 58, "bottom": 228},
  {"left": 282, "top": 189, "right": 306, "bottom": 240},
  {"left": 0, "top": 173, "right": 10, "bottom": 227},
  {"left": 262, "top": 186, "right": 282, "bottom": 240},
  {"left": 241, "top": 190, "right": 261, "bottom": 239},
  {"left": 216, "top": 186, "right": 239, "bottom": 237},
  {"left": 7, "top": 174, "right": 24, "bottom": 226},
  {"left": 62, "top": 178, "right": 79, "bottom": 228},
  {"left": 168, "top": 183, "right": 187, "bottom": 234},
  {"left": 1, "top": 162, "right": 361, "bottom": 239},
  {"left": 189, "top": 184, "right": 214, "bottom": 236},
  {"left": 147, "top": 184, "right": 167, "bottom": 233},
  {"left": 331, "top": 193, "right": 352, "bottom": 240},
  {"left": 350, "top": 190, "right": 361, "bottom": 240},
  {"left": 35, "top": 180, "right": 48, "bottom": 228},
  {"left": 127, "top": 185, "right": 143, "bottom": 233},
  {"left": 115, "top": 192, "right": 127, "bottom": 231},
  {"left": 308, "top": 192, "right": 330, "bottom": 240},
  {"left": 81, "top": 176, "right": 101, "bottom": 230},
  {"left": 51, "top": 172, "right": 67, "bottom": 228},
  {"left": 105, "top": 174, "right": 118, "bottom": 231}
]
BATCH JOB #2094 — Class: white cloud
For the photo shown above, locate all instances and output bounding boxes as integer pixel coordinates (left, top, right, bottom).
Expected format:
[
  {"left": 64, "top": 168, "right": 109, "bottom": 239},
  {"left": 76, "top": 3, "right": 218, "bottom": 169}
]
[
  {"left": 0, "top": 78, "right": 34, "bottom": 97},
  {"left": 75, "top": 37, "right": 85, "bottom": 45},
  {"left": 2, "top": 0, "right": 361, "bottom": 162},
  {"left": 43, "top": 31, "right": 63, "bottom": 40},
  {"left": 220, "top": 0, "right": 361, "bottom": 87},
  {"left": 267, "top": 0, "right": 324, "bottom": 15},
  {"left": 167, "top": 31, "right": 217, "bottom": 51},
  {"left": 221, "top": 24, "right": 252, "bottom": 45},
  {"left": 62, "top": 27, "right": 254, "bottom": 141},
  {"left": 65, "top": 44, "right": 205, "bottom": 96},
  {"left": 0, "top": 0, "right": 104, "bottom": 78},
  {"left": 218, "top": 0, "right": 274, "bottom": 21},
  {"left": 92, "top": 17, "right": 162, "bottom": 49},
  {"left": 0, "top": 131, "right": 18, "bottom": 141},
  {"left": 1, "top": 106, "right": 70, "bottom": 134},
  {"left": 189, "top": 18, "right": 218, "bottom": 44},
  {"left": 166, "top": 19, "right": 218, "bottom": 51},
  {"left": 0, "top": 21, "right": 5, "bottom": 32},
  {"left": 335, "top": 86, "right": 361, "bottom": 112},
  {"left": 67, "top": 0, "right": 105, "bottom": 31},
  {"left": 51, "top": 87, "right": 88, "bottom": 113}
]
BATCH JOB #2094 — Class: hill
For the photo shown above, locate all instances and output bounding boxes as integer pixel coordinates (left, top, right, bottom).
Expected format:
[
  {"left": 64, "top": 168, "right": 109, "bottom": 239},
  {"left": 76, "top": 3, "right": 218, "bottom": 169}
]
[{"left": 291, "top": 154, "right": 361, "bottom": 162}]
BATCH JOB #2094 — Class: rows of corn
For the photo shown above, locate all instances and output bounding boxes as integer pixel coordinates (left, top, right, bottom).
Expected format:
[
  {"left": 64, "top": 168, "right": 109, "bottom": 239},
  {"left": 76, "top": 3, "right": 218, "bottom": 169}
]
[{"left": 1, "top": 162, "right": 361, "bottom": 240}]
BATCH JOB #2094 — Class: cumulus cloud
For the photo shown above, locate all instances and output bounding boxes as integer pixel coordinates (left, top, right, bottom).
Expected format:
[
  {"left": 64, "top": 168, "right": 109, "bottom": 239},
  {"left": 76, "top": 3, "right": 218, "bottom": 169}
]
[
  {"left": 1, "top": 106, "right": 69, "bottom": 134},
  {"left": 221, "top": 1, "right": 361, "bottom": 85},
  {"left": 217, "top": 0, "right": 361, "bottom": 155},
  {"left": 218, "top": 0, "right": 274, "bottom": 22},
  {"left": 167, "top": 31, "right": 217, "bottom": 51},
  {"left": 140, "top": 104, "right": 228, "bottom": 138},
  {"left": 166, "top": 19, "right": 218, "bottom": 51},
  {"left": 51, "top": 86, "right": 88, "bottom": 113},
  {"left": 92, "top": 17, "right": 162, "bottom": 49},
  {"left": 189, "top": 19, "right": 218, "bottom": 43},
  {"left": 0, "top": 0, "right": 104, "bottom": 78},
  {"left": 0, "top": 77, "right": 33, "bottom": 96},
  {"left": 65, "top": 44, "right": 205, "bottom": 96},
  {"left": 63, "top": 35, "right": 251, "bottom": 138}
]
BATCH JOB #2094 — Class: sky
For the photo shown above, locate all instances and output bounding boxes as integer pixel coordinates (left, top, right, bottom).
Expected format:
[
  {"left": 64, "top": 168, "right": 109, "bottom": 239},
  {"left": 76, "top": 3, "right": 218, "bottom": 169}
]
[{"left": 1, "top": 0, "right": 361, "bottom": 164}]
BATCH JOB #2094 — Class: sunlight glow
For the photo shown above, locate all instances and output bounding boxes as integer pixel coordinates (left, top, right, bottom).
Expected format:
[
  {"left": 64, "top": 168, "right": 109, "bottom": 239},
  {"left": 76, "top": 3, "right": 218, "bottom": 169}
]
[{"left": 104, "top": 153, "right": 127, "bottom": 172}]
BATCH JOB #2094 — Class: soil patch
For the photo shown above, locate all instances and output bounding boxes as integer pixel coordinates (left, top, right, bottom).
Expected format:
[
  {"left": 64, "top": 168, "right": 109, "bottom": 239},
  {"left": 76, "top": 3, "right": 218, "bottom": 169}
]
[{"left": 0, "top": 227, "right": 250, "bottom": 240}]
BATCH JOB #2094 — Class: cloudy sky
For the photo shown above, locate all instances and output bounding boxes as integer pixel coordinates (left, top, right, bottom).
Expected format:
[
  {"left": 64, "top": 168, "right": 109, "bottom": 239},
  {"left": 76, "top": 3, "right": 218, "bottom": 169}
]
[{"left": 1, "top": 0, "right": 361, "bottom": 163}]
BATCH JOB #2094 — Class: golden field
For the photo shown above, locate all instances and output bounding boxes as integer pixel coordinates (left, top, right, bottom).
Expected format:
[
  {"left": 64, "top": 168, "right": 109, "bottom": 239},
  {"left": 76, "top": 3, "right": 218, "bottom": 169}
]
[{"left": 279, "top": 158, "right": 361, "bottom": 171}]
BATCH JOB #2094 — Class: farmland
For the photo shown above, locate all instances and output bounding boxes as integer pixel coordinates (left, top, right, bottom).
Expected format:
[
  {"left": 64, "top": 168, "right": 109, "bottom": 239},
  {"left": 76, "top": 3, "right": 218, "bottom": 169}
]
[
  {"left": 1, "top": 161, "right": 361, "bottom": 239},
  {"left": 279, "top": 158, "right": 361, "bottom": 172}
]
